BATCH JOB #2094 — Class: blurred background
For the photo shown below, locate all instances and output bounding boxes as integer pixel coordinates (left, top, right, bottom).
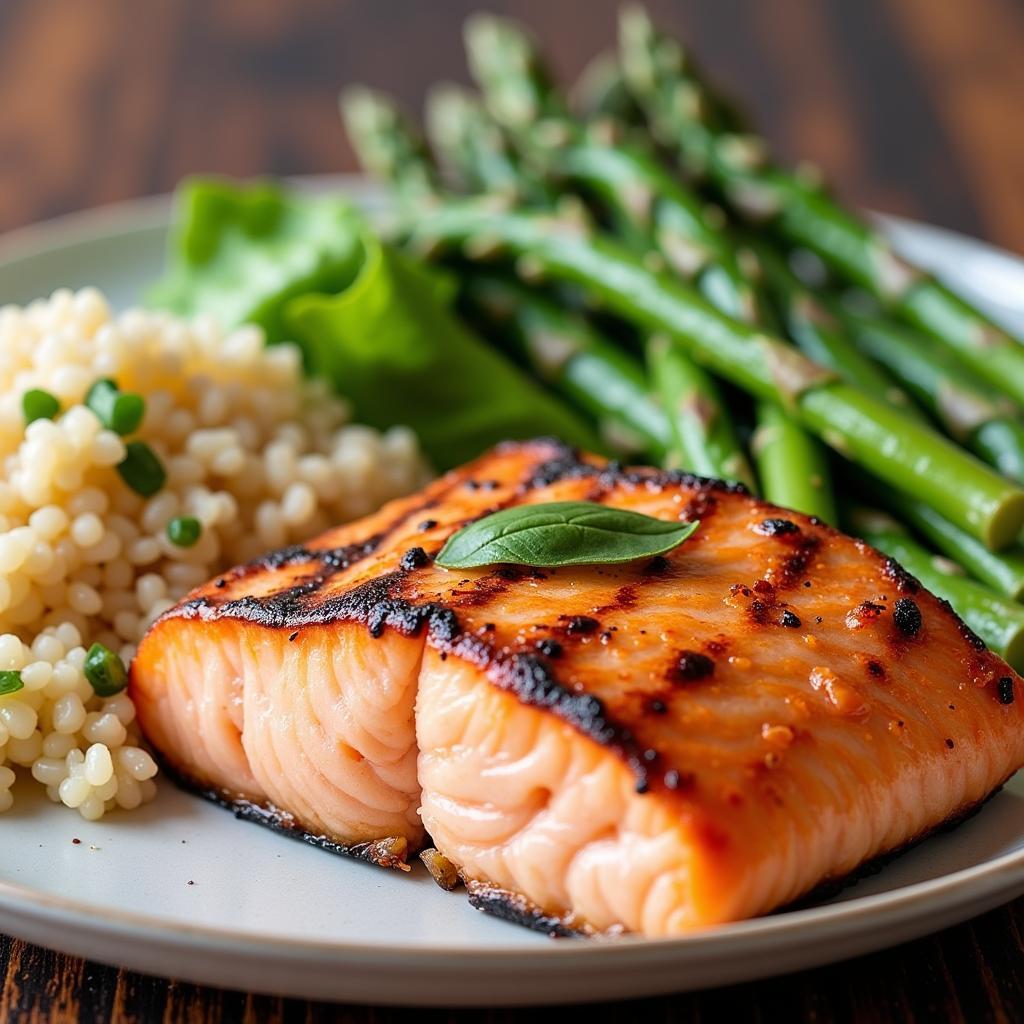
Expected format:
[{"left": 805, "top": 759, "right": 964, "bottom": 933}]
[{"left": 0, "top": 0, "right": 1021, "bottom": 252}]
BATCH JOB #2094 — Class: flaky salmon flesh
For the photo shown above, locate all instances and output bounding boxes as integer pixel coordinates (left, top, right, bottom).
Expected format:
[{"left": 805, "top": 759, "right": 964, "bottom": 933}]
[{"left": 131, "top": 439, "right": 1024, "bottom": 937}]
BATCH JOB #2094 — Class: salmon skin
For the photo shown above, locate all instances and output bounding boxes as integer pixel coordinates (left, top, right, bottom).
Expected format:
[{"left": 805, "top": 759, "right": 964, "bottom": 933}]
[{"left": 131, "top": 439, "right": 1024, "bottom": 937}]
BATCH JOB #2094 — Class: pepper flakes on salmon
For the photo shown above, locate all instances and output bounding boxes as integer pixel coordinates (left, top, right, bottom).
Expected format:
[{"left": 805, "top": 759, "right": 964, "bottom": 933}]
[{"left": 131, "top": 439, "right": 1024, "bottom": 938}]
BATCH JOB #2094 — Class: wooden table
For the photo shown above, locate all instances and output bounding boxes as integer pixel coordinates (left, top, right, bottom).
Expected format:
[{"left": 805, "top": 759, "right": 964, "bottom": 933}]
[{"left": 1, "top": 0, "right": 1022, "bottom": 1019}]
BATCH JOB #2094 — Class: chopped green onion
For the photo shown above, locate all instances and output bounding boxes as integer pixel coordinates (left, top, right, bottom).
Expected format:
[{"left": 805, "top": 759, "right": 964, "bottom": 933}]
[
  {"left": 85, "top": 378, "right": 145, "bottom": 435},
  {"left": 110, "top": 393, "right": 145, "bottom": 435},
  {"left": 84, "top": 643, "right": 128, "bottom": 697},
  {"left": 22, "top": 389, "right": 60, "bottom": 425},
  {"left": 117, "top": 441, "right": 166, "bottom": 497},
  {"left": 167, "top": 515, "right": 201, "bottom": 547},
  {"left": 0, "top": 670, "right": 24, "bottom": 696}
]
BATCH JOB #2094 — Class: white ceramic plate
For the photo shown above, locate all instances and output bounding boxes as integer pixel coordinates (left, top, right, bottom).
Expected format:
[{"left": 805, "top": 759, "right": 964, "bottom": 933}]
[{"left": 0, "top": 180, "right": 1023, "bottom": 1007}]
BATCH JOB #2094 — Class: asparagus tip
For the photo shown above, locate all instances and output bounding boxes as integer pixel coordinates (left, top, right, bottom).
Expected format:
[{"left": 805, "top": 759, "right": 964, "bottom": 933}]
[
  {"left": 463, "top": 11, "right": 547, "bottom": 127},
  {"left": 463, "top": 11, "right": 532, "bottom": 73},
  {"left": 339, "top": 85, "right": 399, "bottom": 155},
  {"left": 424, "top": 82, "right": 477, "bottom": 149}
]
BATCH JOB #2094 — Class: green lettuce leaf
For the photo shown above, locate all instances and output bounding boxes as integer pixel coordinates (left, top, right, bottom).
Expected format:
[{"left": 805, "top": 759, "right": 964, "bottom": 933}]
[
  {"left": 285, "top": 239, "right": 602, "bottom": 469},
  {"left": 149, "top": 177, "right": 602, "bottom": 470},
  {"left": 148, "top": 177, "right": 365, "bottom": 345}
]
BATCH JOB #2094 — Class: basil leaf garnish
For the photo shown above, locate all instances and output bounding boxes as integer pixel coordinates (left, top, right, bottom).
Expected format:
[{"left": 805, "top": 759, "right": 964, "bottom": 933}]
[{"left": 435, "top": 501, "right": 699, "bottom": 569}]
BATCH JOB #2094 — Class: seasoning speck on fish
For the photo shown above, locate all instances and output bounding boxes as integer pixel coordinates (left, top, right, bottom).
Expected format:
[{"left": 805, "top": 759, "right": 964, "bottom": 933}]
[{"left": 892, "top": 598, "right": 923, "bottom": 637}]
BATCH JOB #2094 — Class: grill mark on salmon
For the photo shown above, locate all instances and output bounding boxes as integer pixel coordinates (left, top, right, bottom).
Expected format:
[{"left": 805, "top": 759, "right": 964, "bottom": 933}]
[{"left": 131, "top": 438, "right": 1024, "bottom": 937}]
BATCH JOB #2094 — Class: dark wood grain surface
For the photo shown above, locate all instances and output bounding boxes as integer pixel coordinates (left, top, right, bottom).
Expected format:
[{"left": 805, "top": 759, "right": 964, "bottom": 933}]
[{"left": 1, "top": 0, "right": 1023, "bottom": 1020}]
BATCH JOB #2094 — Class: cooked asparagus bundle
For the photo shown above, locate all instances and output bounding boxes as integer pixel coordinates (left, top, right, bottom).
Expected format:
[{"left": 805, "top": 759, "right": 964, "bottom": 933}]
[
  {"left": 465, "top": 13, "right": 763, "bottom": 325},
  {"left": 464, "top": 14, "right": 816, "bottom": 493},
  {"left": 428, "top": 35, "right": 764, "bottom": 489},
  {"left": 617, "top": 6, "right": 1024, "bottom": 404}
]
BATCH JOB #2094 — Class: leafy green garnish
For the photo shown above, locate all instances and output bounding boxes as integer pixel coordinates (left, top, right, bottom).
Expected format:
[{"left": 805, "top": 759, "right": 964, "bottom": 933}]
[
  {"left": 148, "top": 178, "right": 365, "bottom": 347},
  {"left": 0, "top": 671, "right": 24, "bottom": 697},
  {"left": 285, "top": 238, "right": 602, "bottom": 470},
  {"left": 435, "top": 501, "right": 700, "bottom": 568}
]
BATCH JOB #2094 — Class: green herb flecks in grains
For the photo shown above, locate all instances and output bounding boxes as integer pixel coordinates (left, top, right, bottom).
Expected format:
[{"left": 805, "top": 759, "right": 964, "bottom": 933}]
[
  {"left": 0, "top": 671, "right": 25, "bottom": 697},
  {"left": 167, "top": 516, "right": 202, "bottom": 548},
  {"left": 117, "top": 441, "right": 166, "bottom": 497},
  {"left": 85, "top": 378, "right": 146, "bottom": 436},
  {"left": 436, "top": 500, "right": 700, "bottom": 569},
  {"left": 84, "top": 643, "right": 128, "bottom": 697},
  {"left": 22, "top": 389, "right": 60, "bottom": 425}
]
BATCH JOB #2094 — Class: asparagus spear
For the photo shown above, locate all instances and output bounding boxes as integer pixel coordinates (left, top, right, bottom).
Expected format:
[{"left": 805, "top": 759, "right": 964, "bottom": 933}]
[
  {"left": 755, "top": 246, "right": 921, "bottom": 417},
  {"left": 462, "top": 274, "right": 671, "bottom": 460},
  {"left": 463, "top": 13, "right": 563, "bottom": 126},
  {"left": 833, "top": 308, "right": 1024, "bottom": 484},
  {"left": 848, "top": 509, "right": 1024, "bottom": 671},
  {"left": 405, "top": 200, "right": 1024, "bottom": 548},
  {"left": 425, "top": 84, "right": 553, "bottom": 203},
  {"left": 340, "top": 86, "right": 439, "bottom": 201},
  {"left": 879, "top": 489, "right": 1024, "bottom": 602},
  {"left": 646, "top": 335, "right": 756, "bottom": 488},
  {"left": 753, "top": 401, "right": 836, "bottom": 522},
  {"left": 571, "top": 52, "right": 643, "bottom": 123},
  {"left": 618, "top": 6, "right": 1024, "bottom": 404}
]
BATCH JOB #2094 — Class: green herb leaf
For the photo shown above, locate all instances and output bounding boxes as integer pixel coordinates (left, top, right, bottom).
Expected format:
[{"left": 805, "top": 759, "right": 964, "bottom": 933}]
[
  {"left": 22, "top": 389, "right": 60, "bottom": 425},
  {"left": 0, "top": 670, "right": 24, "bottom": 696},
  {"left": 84, "top": 643, "right": 128, "bottom": 697},
  {"left": 435, "top": 501, "right": 699, "bottom": 569}
]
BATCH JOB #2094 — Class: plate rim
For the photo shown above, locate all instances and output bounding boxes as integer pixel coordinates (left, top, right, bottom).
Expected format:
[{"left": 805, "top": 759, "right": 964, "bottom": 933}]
[{"left": 0, "top": 181, "right": 1022, "bottom": 988}]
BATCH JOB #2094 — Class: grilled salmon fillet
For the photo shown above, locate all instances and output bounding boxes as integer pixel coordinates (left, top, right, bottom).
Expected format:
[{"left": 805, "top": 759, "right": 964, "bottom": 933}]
[{"left": 131, "top": 439, "right": 1024, "bottom": 936}]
